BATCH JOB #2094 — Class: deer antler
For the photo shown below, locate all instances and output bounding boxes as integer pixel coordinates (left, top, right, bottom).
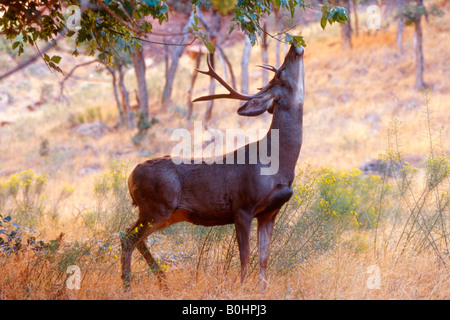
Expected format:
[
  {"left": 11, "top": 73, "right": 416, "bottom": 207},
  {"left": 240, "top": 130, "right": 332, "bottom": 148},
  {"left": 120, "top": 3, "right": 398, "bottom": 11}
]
[
  {"left": 256, "top": 64, "right": 278, "bottom": 73},
  {"left": 193, "top": 54, "right": 253, "bottom": 102}
]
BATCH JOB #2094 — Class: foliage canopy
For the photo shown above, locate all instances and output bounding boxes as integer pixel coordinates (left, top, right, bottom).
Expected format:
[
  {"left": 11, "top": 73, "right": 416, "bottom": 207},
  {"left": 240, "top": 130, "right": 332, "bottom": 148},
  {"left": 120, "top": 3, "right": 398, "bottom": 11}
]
[{"left": 0, "top": 0, "right": 349, "bottom": 72}]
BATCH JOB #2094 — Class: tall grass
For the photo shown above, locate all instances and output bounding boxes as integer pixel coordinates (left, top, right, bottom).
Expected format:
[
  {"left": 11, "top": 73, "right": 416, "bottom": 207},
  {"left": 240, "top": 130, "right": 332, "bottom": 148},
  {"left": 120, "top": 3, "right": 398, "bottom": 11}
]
[
  {"left": 380, "top": 92, "right": 450, "bottom": 263},
  {"left": 92, "top": 160, "right": 136, "bottom": 234},
  {"left": 0, "top": 95, "right": 448, "bottom": 299}
]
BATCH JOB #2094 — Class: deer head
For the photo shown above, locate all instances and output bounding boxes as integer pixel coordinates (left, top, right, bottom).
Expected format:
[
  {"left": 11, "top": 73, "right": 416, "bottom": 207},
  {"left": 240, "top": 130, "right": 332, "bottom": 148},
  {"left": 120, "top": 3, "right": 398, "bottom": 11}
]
[{"left": 193, "top": 44, "right": 305, "bottom": 117}]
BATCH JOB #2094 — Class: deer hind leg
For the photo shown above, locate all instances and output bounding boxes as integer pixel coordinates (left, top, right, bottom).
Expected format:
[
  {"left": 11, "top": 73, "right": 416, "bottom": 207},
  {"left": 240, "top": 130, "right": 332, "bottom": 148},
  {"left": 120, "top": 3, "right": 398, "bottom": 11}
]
[
  {"left": 120, "top": 217, "right": 166, "bottom": 288},
  {"left": 121, "top": 219, "right": 144, "bottom": 287},
  {"left": 136, "top": 234, "right": 166, "bottom": 284}
]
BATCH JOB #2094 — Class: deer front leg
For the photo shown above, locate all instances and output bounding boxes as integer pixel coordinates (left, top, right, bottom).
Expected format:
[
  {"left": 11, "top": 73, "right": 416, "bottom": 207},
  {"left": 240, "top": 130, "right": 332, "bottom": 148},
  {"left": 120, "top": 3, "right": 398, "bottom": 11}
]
[{"left": 234, "top": 211, "right": 252, "bottom": 284}]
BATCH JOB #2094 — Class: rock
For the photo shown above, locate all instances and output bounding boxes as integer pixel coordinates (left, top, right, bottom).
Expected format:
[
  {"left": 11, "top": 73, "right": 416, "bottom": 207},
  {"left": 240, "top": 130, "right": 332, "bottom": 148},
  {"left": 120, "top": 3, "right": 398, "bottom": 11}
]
[
  {"left": 75, "top": 121, "right": 110, "bottom": 139},
  {"left": 360, "top": 159, "right": 399, "bottom": 177},
  {"left": 78, "top": 164, "right": 103, "bottom": 176},
  {"left": 361, "top": 155, "right": 424, "bottom": 177},
  {"left": 0, "top": 120, "right": 13, "bottom": 127},
  {"left": 0, "top": 92, "right": 9, "bottom": 110}
]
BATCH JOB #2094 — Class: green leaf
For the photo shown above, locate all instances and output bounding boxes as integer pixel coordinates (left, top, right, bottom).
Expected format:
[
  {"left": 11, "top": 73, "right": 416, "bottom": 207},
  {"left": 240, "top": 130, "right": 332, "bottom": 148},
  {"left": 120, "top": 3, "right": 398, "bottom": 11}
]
[
  {"left": 141, "top": 21, "right": 152, "bottom": 32},
  {"left": 50, "top": 55, "right": 61, "bottom": 63},
  {"left": 123, "top": 1, "right": 134, "bottom": 17},
  {"left": 159, "top": 2, "right": 169, "bottom": 14},
  {"left": 43, "top": 53, "right": 50, "bottom": 62},
  {"left": 320, "top": 13, "right": 328, "bottom": 29},
  {"left": 12, "top": 41, "right": 21, "bottom": 50},
  {"left": 285, "top": 33, "right": 292, "bottom": 43},
  {"left": 48, "top": 61, "right": 63, "bottom": 73},
  {"left": 285, "top": 33, "right": 306, "bottom": 47},
  {"left": 203, "top": 39, "right": 214, "bottom": 54},
  {"left": 293, "top": 35, "right": 306, "bottom": 47},
  {"left": 274, "top": 0, "right": 281, "bottom": 9},
  {"left": 143, "top": 0, "right": 160, "bottom": 6},
  {"left": 228, "top": 23, "right": 235, "bottom": 35}
]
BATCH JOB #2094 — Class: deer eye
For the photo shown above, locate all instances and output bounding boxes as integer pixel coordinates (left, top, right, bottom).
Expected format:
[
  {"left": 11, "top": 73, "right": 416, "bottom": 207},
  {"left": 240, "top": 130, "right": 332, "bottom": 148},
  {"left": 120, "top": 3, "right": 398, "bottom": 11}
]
[
  {"left": 276, "top": 69, "right": 284, "bottom": 79},
  {"left": 277, "top": 66, "right": 289, "bottom": 79}
]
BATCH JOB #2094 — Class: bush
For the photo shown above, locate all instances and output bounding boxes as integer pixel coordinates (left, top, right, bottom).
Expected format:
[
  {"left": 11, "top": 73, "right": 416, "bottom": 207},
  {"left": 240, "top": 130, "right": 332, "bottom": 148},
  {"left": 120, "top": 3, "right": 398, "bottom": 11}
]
[
  {"left": 0, "top": 169, "right": 48, "bottom": 227},
  {"left": 92, "top": 160, "right": 136, "bottom": 234},
  {"left": 313, "top": 167, "right": 387, "bottom": 229},
  {"left": 266, "top": 166, "right": 391, "bottom": 274}
]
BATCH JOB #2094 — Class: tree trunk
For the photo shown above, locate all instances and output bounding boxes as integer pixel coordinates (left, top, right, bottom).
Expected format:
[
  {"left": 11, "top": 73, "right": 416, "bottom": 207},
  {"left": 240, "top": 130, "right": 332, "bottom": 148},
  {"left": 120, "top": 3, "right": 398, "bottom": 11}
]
[
  {"left": 241, "top": 36, "right": 251, "bottom": 94},
  {"left": 105, "top": 66, "right": 125, "bottom": 126},
  {"left": 274, "top": 9, "right": 281, "bottom": 68},
  {"left": 118, "top": 64, "right": 133, "bottom": 128},
  {"left": 352, "top": 0, "right": 359, "bottom": 36},
  {"left": 216, "top": 44, "right": 236, "bottom": 89},
  {"left": 161, "top": 11, "right": 195, "bottom": 105},
  {"left": 261, "top": 21, "right": 269, "bottom": 87},
  {"left": 340, "top": 0, "right": 353, "bottom": 49},
  {"left": 204, "top": 51, "right": 216, "bottom": 127},
  {"left": 132, "top": 45, "right": 148, "bottom": 121},
  {"left": 414, "top": 0, "right": 425, "bottom": 90},
  {"left": 396, "top": 0, "right": 404, "bottom": 55},
  {"left": 186, "top": 52, "right": 202, "bottom": 120},
  {"left": 199, "top": 10, "right": 221, "bottom": 128}
]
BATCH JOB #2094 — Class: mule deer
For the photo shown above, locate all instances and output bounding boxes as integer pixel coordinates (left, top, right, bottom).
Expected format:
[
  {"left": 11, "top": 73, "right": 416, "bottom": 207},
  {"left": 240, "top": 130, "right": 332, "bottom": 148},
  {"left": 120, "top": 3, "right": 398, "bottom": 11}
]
[{"left": 121, "top": 44, "right": 305, "bottom": 288}]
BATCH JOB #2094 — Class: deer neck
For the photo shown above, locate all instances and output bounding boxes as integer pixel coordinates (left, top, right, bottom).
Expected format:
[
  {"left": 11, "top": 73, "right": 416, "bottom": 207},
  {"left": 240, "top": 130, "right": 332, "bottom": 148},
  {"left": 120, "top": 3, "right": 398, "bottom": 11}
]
[{"left": 266, "top": 103, "right": 303, "bottom": 179}]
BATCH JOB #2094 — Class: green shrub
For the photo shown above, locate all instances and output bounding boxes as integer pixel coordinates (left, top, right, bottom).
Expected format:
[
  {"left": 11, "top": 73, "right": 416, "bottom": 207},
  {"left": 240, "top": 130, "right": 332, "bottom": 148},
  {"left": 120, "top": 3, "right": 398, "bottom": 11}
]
[
  {"left": 266, "top": 166, "right": 391, "bottom": 274},
  {"left": 92, "top": 160, "right": 136, "bottom": 234},
  {"left": 0, "top": 169, "right": 48, "bottom": 227}
]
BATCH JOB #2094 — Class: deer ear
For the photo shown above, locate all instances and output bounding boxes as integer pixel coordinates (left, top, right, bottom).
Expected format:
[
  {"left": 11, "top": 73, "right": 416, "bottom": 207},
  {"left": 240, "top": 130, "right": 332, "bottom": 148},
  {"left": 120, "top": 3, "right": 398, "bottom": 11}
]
[{"left": 237, "top": 94, "right": 274, "bottom": 117}]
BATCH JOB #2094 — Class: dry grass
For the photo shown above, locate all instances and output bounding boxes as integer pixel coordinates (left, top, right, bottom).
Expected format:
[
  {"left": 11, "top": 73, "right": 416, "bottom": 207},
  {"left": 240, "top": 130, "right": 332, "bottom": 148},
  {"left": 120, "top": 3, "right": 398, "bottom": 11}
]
[{"left": 0, "top": 6, "right": 449, "bottom": 300}]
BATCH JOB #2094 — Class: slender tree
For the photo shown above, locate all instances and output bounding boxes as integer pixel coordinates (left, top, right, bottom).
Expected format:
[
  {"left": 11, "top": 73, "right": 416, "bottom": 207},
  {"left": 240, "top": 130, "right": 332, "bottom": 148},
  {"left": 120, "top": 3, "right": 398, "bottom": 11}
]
[
  {"left": 396, "top": 0, "right": 405, "bottom": 55},
  {"left": 413, "top": 0, "right": 426, "bottom": 89},
  {"left": 132, "top": 45, "right": 149, "bottom": 121},
  {"left": 161, "top": 10, "right": 196, "bottom": 105},
  {"left": 396, "top": 0, "right": 444, "bottom": 89},
  {"left": 340, "top": 0, "right": 353, "bottom": 49},
  {"left": 241, "top": 36, "right": 251, "bottom": 94}
]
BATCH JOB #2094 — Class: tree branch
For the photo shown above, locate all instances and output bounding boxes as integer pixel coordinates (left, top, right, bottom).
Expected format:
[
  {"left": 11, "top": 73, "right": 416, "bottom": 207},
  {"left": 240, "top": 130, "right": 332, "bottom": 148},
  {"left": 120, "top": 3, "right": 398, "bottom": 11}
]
[
  {"left": 0, "top": 33, "right": 64, "bottom": 82},
  {"left": 59, "top": 59, "right": 102, "bottom": 99},
  {"left": 94, "top": 0, "right": 144, "bottom": 35},
  {"left": 0, "top": 2, "right": 88, "bottom": 82}
]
